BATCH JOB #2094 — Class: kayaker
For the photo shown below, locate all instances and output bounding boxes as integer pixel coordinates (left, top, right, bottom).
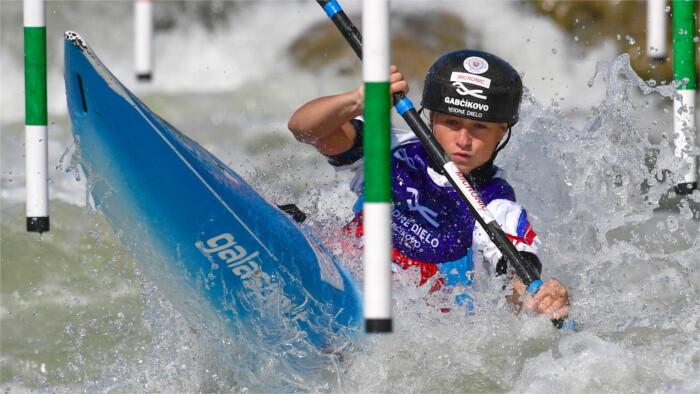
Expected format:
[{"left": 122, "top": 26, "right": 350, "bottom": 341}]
[{"left": 288, "top": 49, "right": 569, "bottom": 321}]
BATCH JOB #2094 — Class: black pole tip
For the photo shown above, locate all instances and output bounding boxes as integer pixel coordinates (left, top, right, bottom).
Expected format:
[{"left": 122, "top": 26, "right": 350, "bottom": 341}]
[
  {"left": 27, "top": 216, "right": 50, "bottom": 233},
  {"left": 365, "top": 318, "right": 392, "bottom": 333},
  {"left": 136, "top": 73, "right": 152, "bottom": 82},
  {"left": 674, "top": 182, "right": 697, "bottom": 196}
]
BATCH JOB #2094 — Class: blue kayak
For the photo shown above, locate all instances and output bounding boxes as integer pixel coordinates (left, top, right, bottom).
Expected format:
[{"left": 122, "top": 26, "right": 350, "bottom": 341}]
[{"left": 63, "top": 31, "right": 363, "bottom": 380}]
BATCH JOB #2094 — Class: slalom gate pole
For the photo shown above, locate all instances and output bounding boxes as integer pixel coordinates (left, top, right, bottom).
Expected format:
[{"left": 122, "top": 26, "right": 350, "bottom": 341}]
[
  {"left": 317, "top": 0, "right": 578, "bottom": 330},
  {"left": 647, "top": 0, "right": 668, "bottom": 61},
  {"left": 672, "top": 0, "right": 698, "bottom": 195},
  {"left": 24, "top": 0, "right": 50, "bottom": 233},
  {"left": 134, "top": 0, "right": 154, "bottom": 81},
  {"left": 362, "top": 0, "right": 393, "bottom": 333}
]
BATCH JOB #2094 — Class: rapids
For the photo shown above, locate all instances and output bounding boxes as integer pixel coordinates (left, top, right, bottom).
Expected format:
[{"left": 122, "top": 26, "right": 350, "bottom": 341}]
[{"left": 1, "top": 1, "right": 697, "bottom": 391}]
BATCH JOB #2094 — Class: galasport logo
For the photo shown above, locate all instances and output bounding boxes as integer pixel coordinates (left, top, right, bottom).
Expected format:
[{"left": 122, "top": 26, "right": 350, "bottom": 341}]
[
  {"left": 453, "top": 171, "right": 488, "bottom": 212},
  {"left": 196, "top": 233, "right": 261, "bottom": 280}
]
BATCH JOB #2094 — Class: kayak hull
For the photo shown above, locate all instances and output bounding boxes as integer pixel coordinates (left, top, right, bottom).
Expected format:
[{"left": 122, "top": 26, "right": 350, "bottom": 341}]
[{"left": 63, "top": 31, "right": 363, "bottom": 375}]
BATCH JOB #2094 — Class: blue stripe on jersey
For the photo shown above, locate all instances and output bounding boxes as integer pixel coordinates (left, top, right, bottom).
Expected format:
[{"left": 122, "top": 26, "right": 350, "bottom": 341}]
[
  {"left": 438, "top": 249, "right": 473, "bottom": 287},
  {"left": 516, "top": 208, "right": 529, "bottom": 238}
]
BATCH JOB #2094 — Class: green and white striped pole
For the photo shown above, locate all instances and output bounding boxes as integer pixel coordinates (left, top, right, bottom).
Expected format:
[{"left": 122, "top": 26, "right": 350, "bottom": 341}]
[
  {"left": 134, "top": 0, "right": 154, "bottom": 81},
  {"left": 647, "top": 0, "right": 668, "bottom": 61},
  {"left": 363, "top": 0, "right": 392, "bottom": 333},
  {"left": 24, "top": 0, "right": 50, "bottom": 233},
  {"left": 672, "top": 0, "right": 698, "bottom": 195}
]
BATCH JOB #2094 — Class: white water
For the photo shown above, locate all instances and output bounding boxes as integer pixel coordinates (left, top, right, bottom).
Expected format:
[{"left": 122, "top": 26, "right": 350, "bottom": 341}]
[{"left": 1, "top": 1, "right": 698, "bottom": 392}]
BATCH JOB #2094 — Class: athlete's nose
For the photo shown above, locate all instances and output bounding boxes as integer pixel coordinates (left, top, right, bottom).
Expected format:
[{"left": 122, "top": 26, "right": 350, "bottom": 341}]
[{"left": 455, "top": 128, "right": 471, "bottom": 148}]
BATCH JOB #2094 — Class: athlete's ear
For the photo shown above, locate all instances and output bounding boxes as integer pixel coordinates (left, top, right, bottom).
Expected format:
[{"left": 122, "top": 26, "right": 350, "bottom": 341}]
[
  {"left": 497, "top": 123, "right": 508, "bottom": 141},
  {"left": 429, "top": 111, "right": 435, "bottom": 129}
]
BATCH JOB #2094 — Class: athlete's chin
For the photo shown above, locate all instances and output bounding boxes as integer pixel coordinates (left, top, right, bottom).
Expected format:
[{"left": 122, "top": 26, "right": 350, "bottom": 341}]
[
  {"left": 451, "top": 157, "right": 476, "bottom": 173},
  {"left": 454, "top": 163, "right": 475, "bottom": 174}
]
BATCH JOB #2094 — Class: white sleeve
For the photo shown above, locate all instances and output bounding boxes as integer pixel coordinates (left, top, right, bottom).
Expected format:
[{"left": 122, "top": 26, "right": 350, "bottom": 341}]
[{"left": 472, "top": 199, "right": 540, "bottom": 276}]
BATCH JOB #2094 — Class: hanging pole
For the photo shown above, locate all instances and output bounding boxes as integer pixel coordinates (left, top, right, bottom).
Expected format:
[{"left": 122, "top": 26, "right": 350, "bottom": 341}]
[
  {"left": 362, "top": 0, "right": 393, "bottom": 333},
  {"left": 647, "top": 0, "right": 668, "bottom": 61},
  {"left": 24, "top": 0, "right": 50, "bottom": 233},
  {"left": 134, "top": 0, "right": 154, "bottom": 81},
  {"left": 672, "top": 0, "right": 697, "bottom": 195}
]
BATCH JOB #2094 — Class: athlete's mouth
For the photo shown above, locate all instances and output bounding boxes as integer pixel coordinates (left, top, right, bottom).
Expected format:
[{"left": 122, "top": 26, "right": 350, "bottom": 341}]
[{"left": 452, "top": 152, "right": 472, "bottom": 161}]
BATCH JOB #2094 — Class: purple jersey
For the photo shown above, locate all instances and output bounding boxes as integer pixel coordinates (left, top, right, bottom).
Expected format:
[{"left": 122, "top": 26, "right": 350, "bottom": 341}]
[
  {"left": 388, "top": 140, "right": 515, "bottom": 264},
  {"left": 331, "top": 120, "right": 539, "bottom": 287}
]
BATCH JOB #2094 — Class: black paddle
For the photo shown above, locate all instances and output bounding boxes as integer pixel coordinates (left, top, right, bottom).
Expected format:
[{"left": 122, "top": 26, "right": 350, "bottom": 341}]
[{"left": 317, "top": 0, "right": 578, "bottom": 330}]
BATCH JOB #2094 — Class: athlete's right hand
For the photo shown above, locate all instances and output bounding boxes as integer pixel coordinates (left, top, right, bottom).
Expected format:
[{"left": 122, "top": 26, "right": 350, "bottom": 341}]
[{"left": 357, "top": 65, "right": 410, "bottom": 103}]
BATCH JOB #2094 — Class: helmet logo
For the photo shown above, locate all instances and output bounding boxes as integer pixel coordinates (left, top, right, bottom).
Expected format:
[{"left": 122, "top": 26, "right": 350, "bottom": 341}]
[
  {"left": 452, "top": 82, "right": 487, "bottom": 99},
  {"left": 450, "top": 72, "right": 491, "bottom": 89},
  {"left": 464, "top": 56, "right": 489, "bottom": 74}
]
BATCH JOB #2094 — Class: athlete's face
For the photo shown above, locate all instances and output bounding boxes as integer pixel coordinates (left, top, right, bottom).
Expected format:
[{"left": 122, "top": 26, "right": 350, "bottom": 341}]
[{"left": 431, "top": 112, "right": 507, "bottom": 174}]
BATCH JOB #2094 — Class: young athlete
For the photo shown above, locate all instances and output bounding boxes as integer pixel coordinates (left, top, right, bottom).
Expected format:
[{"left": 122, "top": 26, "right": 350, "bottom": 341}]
[{"left": 288, "top": 50, "right": 569, "bottom": 320}]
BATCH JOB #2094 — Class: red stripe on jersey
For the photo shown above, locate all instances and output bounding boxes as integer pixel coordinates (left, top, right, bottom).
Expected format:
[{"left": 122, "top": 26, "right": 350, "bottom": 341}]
[{"left": 342, "top": 211, "right": 444, "bottom": 292}]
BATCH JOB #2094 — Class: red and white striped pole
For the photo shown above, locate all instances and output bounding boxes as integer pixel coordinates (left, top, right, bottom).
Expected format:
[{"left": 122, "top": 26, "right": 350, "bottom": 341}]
[{"left": 134, "top": 0, "right": 153, "bottom": 81}]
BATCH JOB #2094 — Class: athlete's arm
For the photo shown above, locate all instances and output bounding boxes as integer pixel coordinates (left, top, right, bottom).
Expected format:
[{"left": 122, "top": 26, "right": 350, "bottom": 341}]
[
  {"left": 288, "top": 65, "right": 408, "bottom": 156},
  {"left": 473, "top": 198, "right": 570, "bottom": 320},
  {"left": 288, "top": 89, "right": 363, "bottom": 156}
]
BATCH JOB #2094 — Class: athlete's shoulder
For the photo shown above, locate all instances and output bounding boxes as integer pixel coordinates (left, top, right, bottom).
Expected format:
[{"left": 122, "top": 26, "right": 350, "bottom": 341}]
[{"left": 477, "top": 167, "right": 516, "bottom": 203}]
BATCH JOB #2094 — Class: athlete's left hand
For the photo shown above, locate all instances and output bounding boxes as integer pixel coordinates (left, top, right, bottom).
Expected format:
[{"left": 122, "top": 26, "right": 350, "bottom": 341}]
[{"left": 513, "top": 278, "right": 569, "bottom": 320}]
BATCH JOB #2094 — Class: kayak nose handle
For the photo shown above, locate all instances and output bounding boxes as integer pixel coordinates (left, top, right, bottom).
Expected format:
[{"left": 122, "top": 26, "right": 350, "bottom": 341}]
[{"left": 76, "top": 73, "right": 88, "bottom": 113}]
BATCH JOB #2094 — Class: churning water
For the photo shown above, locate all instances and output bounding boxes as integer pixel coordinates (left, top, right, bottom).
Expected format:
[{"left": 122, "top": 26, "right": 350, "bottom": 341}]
[{"left": 1, "top": 1, "right": 698, "bottom": 392}]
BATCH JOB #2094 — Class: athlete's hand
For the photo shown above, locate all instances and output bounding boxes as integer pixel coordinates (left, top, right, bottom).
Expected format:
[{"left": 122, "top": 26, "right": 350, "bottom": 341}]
[
  {"left": 389, "top": 65, "right": 409, "bottom": 96},
  {"left": 356, "top": 65, "right": 409, "bottom": 103},
  {"left": 513, "top": 278, "right": 570, "bottom": 320}
]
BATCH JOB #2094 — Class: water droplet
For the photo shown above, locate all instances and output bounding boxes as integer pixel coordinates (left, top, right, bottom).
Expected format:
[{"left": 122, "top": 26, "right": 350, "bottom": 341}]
[
  {"left": 552, "top": 48, "right": 558, "bottom": 54},
  {"left": 626, "top": 35, "right": 636, "bottom": 45}
]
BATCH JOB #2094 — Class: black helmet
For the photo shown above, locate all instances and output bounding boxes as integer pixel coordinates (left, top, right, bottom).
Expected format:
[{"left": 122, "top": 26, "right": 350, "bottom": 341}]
[{"left": 421, "top": 50, "right": 523, "bottom": 126}]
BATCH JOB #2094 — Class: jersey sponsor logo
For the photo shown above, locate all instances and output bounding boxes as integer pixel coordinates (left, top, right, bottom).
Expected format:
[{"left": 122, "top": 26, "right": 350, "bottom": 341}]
[
  {"left": 450, "top": 72, "right": 491, "bottom": 89},
  {"left": 444, "top": 96, "right": 489, "bottom": 112},
  {"left": 392, "top": 208, "right": 440, "bottom": 248},
  {"left": 452, "top": 82, "right": 487, "bottom": 99},
  {"left": 196, "top": 233, "right": 261, "bottom": 280},
  {"left": 464, "top": 56, "right": 489, "bottom": 74},
  {"left": 406, "top": 187, "right": 440, "bottom": 228},
  {"left": 452, "top": 171, "right": 489, "bottom": 213},
  {"left": 393, "top": 148, "right": 419, "bottom": 170}
]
